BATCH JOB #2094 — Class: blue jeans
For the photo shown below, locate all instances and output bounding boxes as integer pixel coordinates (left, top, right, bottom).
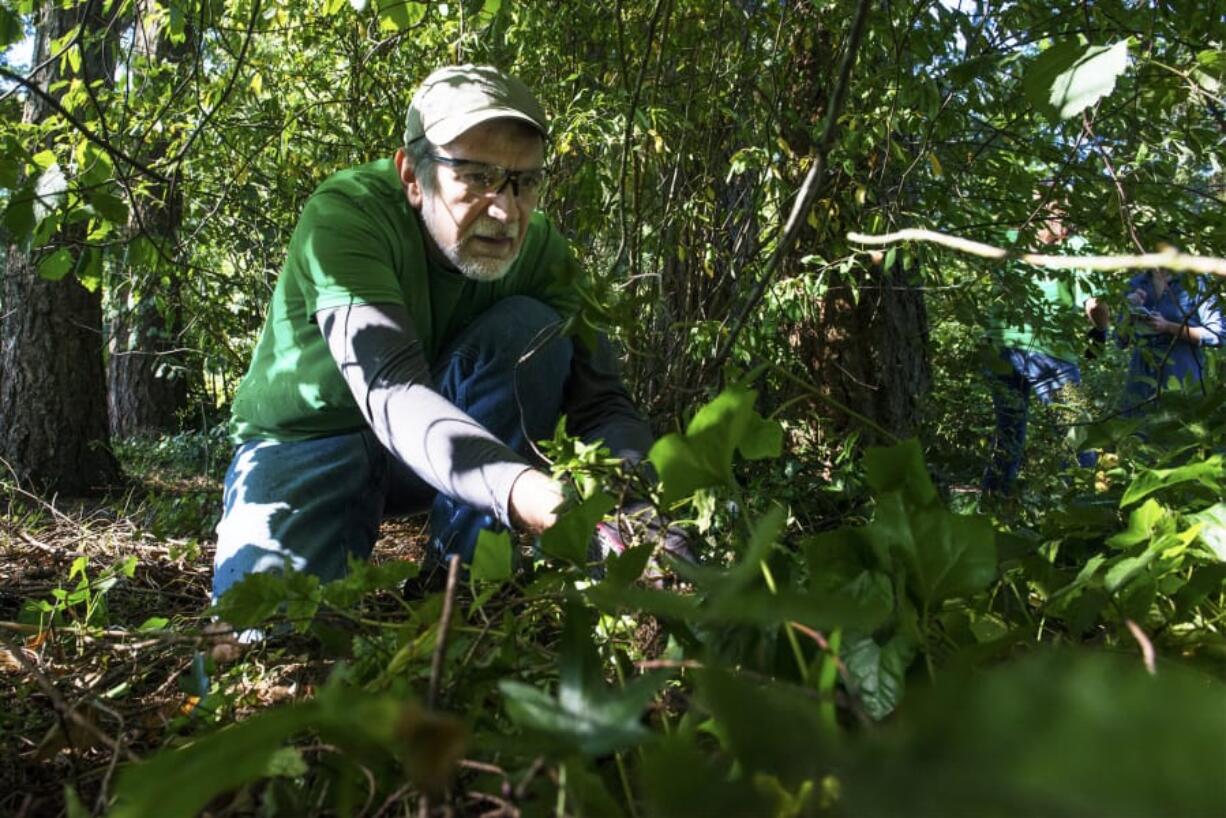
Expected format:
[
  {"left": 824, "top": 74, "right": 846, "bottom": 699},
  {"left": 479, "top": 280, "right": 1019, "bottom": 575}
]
[
  {"left": 212, "top": 296, "right": 571, "bottom": 601},
  {"left": 982, "top": 347, "right": 1098, "bottom": 496}
]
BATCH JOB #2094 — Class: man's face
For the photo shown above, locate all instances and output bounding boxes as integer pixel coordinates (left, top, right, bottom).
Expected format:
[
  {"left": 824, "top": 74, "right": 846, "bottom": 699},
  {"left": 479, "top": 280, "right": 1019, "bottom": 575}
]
[{"left": 399, "top": 119, "right": 545, "bottom": 282}]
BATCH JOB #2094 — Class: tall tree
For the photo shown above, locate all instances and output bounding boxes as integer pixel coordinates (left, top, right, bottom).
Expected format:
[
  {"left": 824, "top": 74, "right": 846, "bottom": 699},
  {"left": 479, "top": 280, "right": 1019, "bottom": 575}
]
[{"left": 0, "top": 0, "right": 120, "bottom": 492}]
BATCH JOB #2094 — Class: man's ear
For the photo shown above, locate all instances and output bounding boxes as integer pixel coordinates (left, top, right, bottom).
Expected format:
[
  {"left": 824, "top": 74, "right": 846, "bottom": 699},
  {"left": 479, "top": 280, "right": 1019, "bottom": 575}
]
[{"left": 393, "top": 148, "right": 424, "bottom": 208}]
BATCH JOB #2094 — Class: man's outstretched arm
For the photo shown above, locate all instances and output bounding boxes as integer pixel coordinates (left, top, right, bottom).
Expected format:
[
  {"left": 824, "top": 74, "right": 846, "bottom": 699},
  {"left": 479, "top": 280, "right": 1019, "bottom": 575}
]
[{"left": 316, "top": 302, "right": 562, "bottom": 533}]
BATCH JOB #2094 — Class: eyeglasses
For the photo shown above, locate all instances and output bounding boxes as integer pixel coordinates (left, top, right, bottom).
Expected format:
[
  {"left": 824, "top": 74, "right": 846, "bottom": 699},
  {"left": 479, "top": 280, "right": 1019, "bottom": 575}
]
[{"left": 428, "top": 154, "right": 547, "bottom": 199}]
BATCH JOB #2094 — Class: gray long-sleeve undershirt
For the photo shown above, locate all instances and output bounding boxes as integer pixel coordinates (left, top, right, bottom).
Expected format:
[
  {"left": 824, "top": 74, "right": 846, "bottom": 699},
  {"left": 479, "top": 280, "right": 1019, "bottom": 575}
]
[{"left": 317, "top": 302, "right": 652, "bottom": 528}]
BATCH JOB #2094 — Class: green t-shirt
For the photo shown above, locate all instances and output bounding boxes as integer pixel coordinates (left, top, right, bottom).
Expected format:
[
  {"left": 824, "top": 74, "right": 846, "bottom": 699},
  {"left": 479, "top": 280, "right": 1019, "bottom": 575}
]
[
  {"left": 984, "top": 264, "right": 1094, "bottom": 362},
  {"left": 230, "top": 158, "right": 580, "bottom": 442}
]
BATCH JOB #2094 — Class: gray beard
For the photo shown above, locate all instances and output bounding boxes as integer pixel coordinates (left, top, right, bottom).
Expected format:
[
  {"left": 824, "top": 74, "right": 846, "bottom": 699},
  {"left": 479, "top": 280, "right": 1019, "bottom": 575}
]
[{"left": 419, "top": 202, "right": 518, "bottom": 283}]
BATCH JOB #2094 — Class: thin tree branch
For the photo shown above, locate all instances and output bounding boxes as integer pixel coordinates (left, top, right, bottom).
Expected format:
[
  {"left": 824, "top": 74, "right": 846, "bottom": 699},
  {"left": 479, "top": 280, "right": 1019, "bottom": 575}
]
[
  {"left": 710, "top": 0, "right": 874, "bottom": 375},
  {"left": 0, "top": 65, "right": 170, "bottom": 184},
  {"left": 160, "top": 0, "right": 262, "bottom": 173},
  {"left": 847, "top": 228, "right": 1226, "bottom": 277},
  {"left": 608, "top": 0, "right": 670, "bottom": 279}
]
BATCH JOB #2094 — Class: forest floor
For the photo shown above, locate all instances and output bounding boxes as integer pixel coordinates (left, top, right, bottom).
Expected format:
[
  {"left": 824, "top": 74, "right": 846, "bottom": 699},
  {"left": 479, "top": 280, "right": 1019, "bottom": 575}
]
[{"left": 0, "top": 459, "right": 430, "bottom": 818}]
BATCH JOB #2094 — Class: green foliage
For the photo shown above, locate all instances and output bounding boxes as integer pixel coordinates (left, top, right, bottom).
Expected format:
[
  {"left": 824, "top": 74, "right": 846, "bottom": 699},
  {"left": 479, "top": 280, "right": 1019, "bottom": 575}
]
[
  {"left": 4, "top": 0, "right": 1225, "bottom": 811},
  {"left": 22, "top": 554, "right": 139, "bottom": 633},
  {"left": 500, "top": 603, "right": 665, "bottom": 757},
  {"left": 649, "top": 387, "right": 783, "bottom": 507},
  {"left": 1023, "top": 40, "right": 1131, "bottom": 122}
]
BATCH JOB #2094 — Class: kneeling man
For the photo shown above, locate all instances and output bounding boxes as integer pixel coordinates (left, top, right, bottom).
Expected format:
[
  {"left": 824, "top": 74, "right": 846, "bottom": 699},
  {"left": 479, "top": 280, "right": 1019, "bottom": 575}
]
[{"left": 213, "top": 65, "right": 653, "bottom": 600}]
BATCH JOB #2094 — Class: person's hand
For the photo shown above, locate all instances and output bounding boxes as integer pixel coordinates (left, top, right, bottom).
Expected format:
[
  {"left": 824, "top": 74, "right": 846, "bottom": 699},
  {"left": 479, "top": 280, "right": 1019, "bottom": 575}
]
[
  {"left": 1142, "top": 313, "right": 1179, "bottom": 336},
  {"left": 1084, "top": 297, "right": 1110, "bottom": 329},
  {"left": 508, "top": 469, "right": 565, "bottom": 534},
  {"left": 1125, "top": 289, "right": 1147, "bottom": 307}
]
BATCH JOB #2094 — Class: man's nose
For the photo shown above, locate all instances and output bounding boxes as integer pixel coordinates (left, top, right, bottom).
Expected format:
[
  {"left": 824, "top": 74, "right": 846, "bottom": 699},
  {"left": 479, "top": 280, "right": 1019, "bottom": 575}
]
[{"left": 486, "top": 185, "right": 517, "bottom": 220}]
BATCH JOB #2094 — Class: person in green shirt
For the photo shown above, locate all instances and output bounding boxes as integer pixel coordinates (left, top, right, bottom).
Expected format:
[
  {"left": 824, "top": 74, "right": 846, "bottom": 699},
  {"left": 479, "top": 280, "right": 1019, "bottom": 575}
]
[
  {"left": 981, "top": 200, "right": 1110, "bottom": 495},
  {"left": 213, "top": 65, "right": 662, "bottom": 603}
]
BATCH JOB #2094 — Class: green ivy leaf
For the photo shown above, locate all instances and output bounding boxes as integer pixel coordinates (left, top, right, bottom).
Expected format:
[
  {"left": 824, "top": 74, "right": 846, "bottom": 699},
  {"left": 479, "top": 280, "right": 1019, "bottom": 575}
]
[
  {"left": 1103, "top": 551, "right": 1156, "bottom": 593},
  {"left": 872, "top": 494, "right": 997, "bottom": 607},
  {"left": 1106, "top": 498, "right": 1170, "bottom": 548},
  {"left": 263, "top": 747, "right": 308, "bottom": 778},
  {"left": 1120, "top": 455, "right": 1224, "bottom": 507},
  {"left": 320, "top": 557, "right": 417, "bottom": 607},
  {"left": 168, "top": 4, "right": 185, "bottom": 39},
  {"left": 0, "top": 5, "right": 22, "bottom": 49},
  {"left": 500, "top": 603, "right": 664, "bottom": 756},
  {"left": 374, "top": 0, "right": 426, "bottom": 31},
  {"left": 696, "top": 668, "right": 828, "bottom": 787},
  {"left": 0, "top": 157, "right": 18, "bottom": 188},
  {"left": 36, "top": 248, "right": 74, "bottom": 281},
  {"left": 210, "top": 572, "right": 290, "bottom": 629},
  {"left": 602, "top": 541, "right": 653, "bottom": 587},
  {"left": 843, "top": 631, "right": 917, "bottom": 720},
  {"left": 471, "top": 528, "right": 513, "bottom": 582},
  {"left": 863, "top": 438, "right": 938, "bottom": 506},
  {"left": 75, "top": 247, "right": 102, "bottom": 292},
  {"left": 109, "top": 702, "right": 321, "bottom": 818},
  {"left": 848, "top": 652, "right": 1226, "bottom": 817},
  {"left": 1188, "top": 503, "right": 1226, "bottom": 562},
  {"left": 88, "top": 189, "right": 129, "bottom": 224},
  {"left": 3, "top": 185, "right": 36, "bottom": 238},
  {"left": 648, "top": 387, "right": 782, "bottom": 505},
  {"left": 282, "top": 571, "right": 321, "bottom": 633},
  {"left": 539, "top": 491, "right": 614, "bottom": 566},
  {"left": 641, "top": 734, "right": 760, "bottom": 818}
]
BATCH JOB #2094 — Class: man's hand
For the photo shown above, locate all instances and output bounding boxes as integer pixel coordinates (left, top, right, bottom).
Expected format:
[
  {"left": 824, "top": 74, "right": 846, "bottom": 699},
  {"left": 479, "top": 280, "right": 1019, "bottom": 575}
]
[{"left": 508, "top": 469, "right": 565, "bottom": 534}]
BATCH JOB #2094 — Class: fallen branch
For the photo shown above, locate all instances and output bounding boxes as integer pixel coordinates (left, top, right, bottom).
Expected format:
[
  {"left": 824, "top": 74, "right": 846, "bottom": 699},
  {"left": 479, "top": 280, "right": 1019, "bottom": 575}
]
[
  {"left": 846, "top": 228, "right": 1226, "bottom": 277},
  {"left": 419, "top": 554, "right": 462, "bottom": 818},
  {"left": 0, "top": 633, "right": 139, "bottom": 763}
]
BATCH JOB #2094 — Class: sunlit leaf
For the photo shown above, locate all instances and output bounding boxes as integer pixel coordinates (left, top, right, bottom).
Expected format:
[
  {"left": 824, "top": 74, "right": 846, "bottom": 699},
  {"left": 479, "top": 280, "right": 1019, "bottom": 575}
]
[
  {"left": 1187, "top": 503, "right": 1226, "bottom": 561},
  {"left": 649, "top": 388, "right": 782, "bottom": 505},
  {"left": 36, "top": 247, "right": 74, "bottom": 281},
  {"left": 539, "top": 491, "right": 614, "bottom": 565},
  {"left": 1120, "top": 455, "right": 1223, "bottom": 507},
  {"left": 1024, "top": 40, "right": 1130, "bottom": 122},
  {"left": 471, "top": 528, "right": 513, "bottom": 582}
]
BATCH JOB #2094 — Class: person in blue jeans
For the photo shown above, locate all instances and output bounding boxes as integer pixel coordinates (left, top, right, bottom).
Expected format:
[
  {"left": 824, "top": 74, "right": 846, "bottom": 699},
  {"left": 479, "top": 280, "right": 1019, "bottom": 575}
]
[
  {"left": 981, "top": 200, "right": 1110, "bottom": 496},
  {"left": 212, "top": 66, "right": 657, "bottom": 604},
  {"left": 1118, "top": 269, "right": 1222, "bottom": 412}
]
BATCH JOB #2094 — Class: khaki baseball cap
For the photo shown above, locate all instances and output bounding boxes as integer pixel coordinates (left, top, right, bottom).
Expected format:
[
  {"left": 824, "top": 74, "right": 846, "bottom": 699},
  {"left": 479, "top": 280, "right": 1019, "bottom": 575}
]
[{"left": 404, "top": 64, "right": 548, "bottom": 147}]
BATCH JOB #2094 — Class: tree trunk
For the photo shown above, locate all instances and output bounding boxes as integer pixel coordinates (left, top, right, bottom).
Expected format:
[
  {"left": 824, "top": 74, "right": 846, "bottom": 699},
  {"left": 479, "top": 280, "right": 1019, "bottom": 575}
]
[
  {"left": 0, "top": 0, "right": 119, "bottom": 492},
  {"left": 108, "top": 286, "right": 189, "bottom": 438},
  {"left": 107, "top": 0, "right": 191, "bottom": 438},
  {"left": 792, "top": 262, "right": 931, "bottom": 442},
  {"left": 776, "top": 0, "right": 930, "bottom": 443}
]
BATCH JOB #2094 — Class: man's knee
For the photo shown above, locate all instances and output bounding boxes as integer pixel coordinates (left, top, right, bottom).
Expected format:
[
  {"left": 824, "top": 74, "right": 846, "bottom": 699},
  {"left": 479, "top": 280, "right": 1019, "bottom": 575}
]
[
  {"left": 469, "top": 295, "right": 572, "bottom": 373},
  {"left": 211, "top": 434, "right": 386, "bottom": 600}
]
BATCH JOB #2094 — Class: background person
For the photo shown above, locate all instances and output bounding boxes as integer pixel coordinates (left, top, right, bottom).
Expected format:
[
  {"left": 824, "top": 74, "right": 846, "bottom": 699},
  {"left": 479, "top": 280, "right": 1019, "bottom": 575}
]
[
  {"left": 1118, "top": 267, "right": 1223, "bottom": 411},
  {"left": 981, "top": 200, "right": 1110, "bottom": 496}
]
